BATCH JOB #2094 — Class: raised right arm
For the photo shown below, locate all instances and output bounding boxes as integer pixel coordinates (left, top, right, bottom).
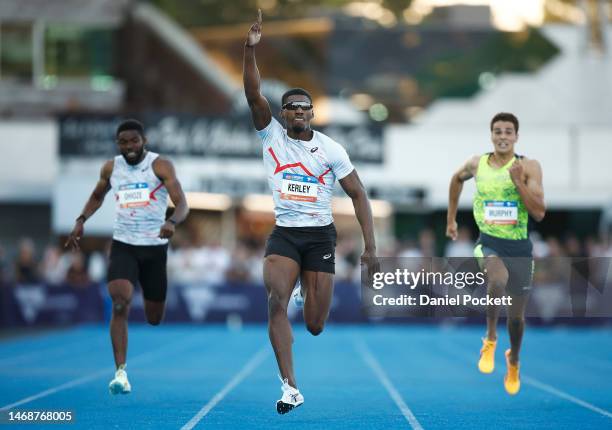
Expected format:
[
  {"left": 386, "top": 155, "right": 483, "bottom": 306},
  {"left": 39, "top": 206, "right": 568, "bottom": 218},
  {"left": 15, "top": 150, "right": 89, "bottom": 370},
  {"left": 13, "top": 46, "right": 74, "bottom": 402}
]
[{"left": 243, "top": 9, "right": 272, "bottom": 131}]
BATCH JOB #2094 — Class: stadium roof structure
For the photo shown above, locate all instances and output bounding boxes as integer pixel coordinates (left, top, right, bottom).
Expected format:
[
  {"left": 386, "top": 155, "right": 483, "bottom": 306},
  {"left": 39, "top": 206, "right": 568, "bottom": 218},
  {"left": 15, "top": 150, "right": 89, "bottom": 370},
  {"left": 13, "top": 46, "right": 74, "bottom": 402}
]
[
  {"left": 0, "top": 0, "right": 130, "bottom": 25},
  {"left": 133, "top": 3, "right": 239, "bottom": 103},
  {"left": 0, "top": 1, "right": 240, "bottom": 115}
]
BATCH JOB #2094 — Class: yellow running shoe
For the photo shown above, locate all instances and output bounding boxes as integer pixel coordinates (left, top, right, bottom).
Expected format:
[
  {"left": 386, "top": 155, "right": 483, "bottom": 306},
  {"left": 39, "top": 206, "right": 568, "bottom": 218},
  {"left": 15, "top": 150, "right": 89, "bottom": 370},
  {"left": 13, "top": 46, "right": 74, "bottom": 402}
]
[
  {"left": 478, "top": 338, "right": 496, "bottom": 374},
  {"left": 504, "top": 349, "right": 520, "bottom": 395}
]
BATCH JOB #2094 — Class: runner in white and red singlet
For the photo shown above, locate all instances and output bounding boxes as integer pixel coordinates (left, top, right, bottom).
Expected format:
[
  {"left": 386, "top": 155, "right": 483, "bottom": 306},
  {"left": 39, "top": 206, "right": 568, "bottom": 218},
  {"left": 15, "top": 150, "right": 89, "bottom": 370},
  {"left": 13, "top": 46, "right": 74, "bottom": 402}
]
[{"left": 243, "top": 9, "right": 380, "bottom": 415}]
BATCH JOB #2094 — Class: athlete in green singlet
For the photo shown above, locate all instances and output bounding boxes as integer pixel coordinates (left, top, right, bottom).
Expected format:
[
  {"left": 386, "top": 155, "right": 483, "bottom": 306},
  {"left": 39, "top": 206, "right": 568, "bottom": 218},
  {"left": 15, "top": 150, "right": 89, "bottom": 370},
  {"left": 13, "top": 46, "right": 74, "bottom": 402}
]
[{"left": 446, "top": 112, "right": 545, "bottom": 395}]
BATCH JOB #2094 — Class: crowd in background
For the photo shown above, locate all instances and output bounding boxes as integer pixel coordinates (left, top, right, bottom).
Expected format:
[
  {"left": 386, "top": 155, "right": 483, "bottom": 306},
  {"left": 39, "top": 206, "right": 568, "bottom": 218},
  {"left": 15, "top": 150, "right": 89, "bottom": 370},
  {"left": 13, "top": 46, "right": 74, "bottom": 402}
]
[
  {"left": 0, "top": 238, "right": 107, "bottom": 289},
  {"left": 1, "top": 227, "right": 611, "bottom": 289}
]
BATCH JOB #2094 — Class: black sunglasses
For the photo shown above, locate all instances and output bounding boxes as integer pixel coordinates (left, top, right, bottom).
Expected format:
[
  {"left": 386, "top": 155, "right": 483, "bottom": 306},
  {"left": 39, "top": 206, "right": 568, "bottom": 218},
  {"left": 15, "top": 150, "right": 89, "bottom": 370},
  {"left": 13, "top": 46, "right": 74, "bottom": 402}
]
[{"left": 282, "top": 101, "right": 313, "bottom": 111}]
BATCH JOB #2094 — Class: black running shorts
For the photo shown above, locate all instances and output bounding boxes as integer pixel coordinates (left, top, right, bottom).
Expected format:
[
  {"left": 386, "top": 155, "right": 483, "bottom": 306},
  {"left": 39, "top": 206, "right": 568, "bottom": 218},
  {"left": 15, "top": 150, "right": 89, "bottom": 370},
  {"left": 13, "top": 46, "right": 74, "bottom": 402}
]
[
  {"left": 107, "top": 239, "right": 169, "bottom": 302},
  {"left": 474, "top": 232, "right": 534, "bottom": 296},
  {"left": 265, "top": 223, "right": 337, "bottom": 273}
]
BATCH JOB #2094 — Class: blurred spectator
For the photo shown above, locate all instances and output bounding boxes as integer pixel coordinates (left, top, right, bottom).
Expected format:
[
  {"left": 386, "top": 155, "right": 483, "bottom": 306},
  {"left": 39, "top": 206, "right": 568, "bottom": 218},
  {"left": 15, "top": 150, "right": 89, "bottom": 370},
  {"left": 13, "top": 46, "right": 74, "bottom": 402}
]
[
  {"left": 196, "top": 241, "right": 230, "bottom": 286},
  {"left": 589, "top": 237, "right": 612, "bottom": 289},
  {"left": 168, "top": 236, "right": 191, "bottom": 283},
  {"left": 397, "top": 239, "right": 422, "bottom": 258},
  {"left": 444, "top": 227, "right": 474, "bottom": 257},
  {"left": 3, "top": 228, "right": 607, "bottom": 291},
  {"left": 168, "top": 238, "right": 202, "bottom": 284},
  {"left": 335, "top": 236, "right": 359, "bottom": 282},
  {"left": 65, "top": 252, "right": 91, "bottom": 288},
  {"left": 530, "top": 231, "right": 549, "bottom": 258},
  {"left": 397, "top": 238, "right": 425, "bottom": 273},
  {"left": 225, "top": 242, "right": 254, "bottom": 283},
  {"left": 224, "top": 240, "right": 264, "bottom": 284},
  {"left": 605, "top": 239, "right": 612, "bottom": 258},
  {"left": 584, "top": 236, "right": 604, "bottom": 257},
  {"left": 14, "top": 238, "right": 40, "bottom": 284},
  {"left": 545, "top": 237, "right": 565, "bottom": 258},
  {"left": 565, "top": 235, "right": 590, "bottom": 317},
  {"left": 533, "top": 237, "right": 567, "bottom": 285},
  {"left": 88, "top": 242, "right": 111, "bottom": 283},
  {"left": 40, "top": 245, "right": 70, "bottom": 286},
  {"left": 169, "top": 237, "right": 230, "bottom": 286},
  {"left": 565, "top": 234, "right": 585, "bottom": 258},
  {"left": 245, "top": 242, "right": 264, "bottom": 283},
  {"left": 419, "top": 229, "right": 436, "bottom": 258}
]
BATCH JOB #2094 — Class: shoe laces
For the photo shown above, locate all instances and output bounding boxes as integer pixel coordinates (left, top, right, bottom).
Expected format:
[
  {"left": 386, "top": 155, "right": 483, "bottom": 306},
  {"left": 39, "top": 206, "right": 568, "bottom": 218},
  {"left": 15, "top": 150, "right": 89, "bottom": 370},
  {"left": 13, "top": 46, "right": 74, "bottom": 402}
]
[
  {"left": 481, "top": 338, "right": 496, "bottom": 354},
  {"left": 278, "top": 376, "right": 297, "bottom": 394},
  {"left": 278, "top": 375, "right": 289, "bottom": 389},
  {"left": 508, "top": 364, "right": 519, "bottom": 379},
  {"left": 506, "top": 353, "right": 520, "bottom": 376}
]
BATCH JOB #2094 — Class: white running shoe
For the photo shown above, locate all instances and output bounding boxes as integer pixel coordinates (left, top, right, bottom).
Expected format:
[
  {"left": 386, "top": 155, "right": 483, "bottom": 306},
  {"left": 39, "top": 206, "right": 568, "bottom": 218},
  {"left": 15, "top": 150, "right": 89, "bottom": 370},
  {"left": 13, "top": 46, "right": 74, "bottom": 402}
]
[
  {"left": 276, "top": 376, "right": 304, "bottom": 415},
  {"left": 291, "top": 280, "right": 304, "bottom": 309},
  {"left": 109, "top": 366, "right": 131, "bottom": 395}
]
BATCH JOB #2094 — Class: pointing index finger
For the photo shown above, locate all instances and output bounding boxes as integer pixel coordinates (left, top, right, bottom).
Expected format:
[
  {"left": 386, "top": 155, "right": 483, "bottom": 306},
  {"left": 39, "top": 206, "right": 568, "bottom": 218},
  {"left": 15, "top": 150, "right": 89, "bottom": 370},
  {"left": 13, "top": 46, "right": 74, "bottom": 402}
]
[{"left": 257, "top": 8, "right": 262, "bottom": 25}]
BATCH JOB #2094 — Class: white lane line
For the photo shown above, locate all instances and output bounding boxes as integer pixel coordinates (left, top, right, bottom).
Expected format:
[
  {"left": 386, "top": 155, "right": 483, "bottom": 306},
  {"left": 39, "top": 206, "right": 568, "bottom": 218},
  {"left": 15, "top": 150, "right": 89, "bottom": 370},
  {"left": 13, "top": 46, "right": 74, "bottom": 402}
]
[
  {"left": 180, "top": 346, "right": 269, "bottom": 430},
  {"left": 523, "top": 376, "right": 612, "bottom": 420},
  {"left": 0, "top": 346, "right": 77, "bottom": 367},
  {"left": 0, "top": 328, "right": 95, "bottom": 366},
  {"left": 355, "top": 340, "right": 424, "bottom": 430},
  {"left": 440, "top": 337, "right": 612, "bottom": 420},
  {"left": 0, "top": 338, "right": 107, "bottom": 367},
  {"left": 0, "top": 335, "right": 201, "bottom": 411},
  {"left": 0, "top": 370, "right": 107, "bottom": 411}
]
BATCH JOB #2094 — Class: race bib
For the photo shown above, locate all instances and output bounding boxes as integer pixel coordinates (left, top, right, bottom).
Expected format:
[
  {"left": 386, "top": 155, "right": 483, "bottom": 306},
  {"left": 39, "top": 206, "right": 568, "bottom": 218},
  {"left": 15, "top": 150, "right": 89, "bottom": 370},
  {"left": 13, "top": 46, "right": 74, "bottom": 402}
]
[
  {"left": 117, "top": 183, "right": 150, "bottom": 208},
  {"left": 280, "top": 173, "right": 318, "bottom": 202},
  {"left": 484, "top": 201, "right": 518, "bottom": 225}
]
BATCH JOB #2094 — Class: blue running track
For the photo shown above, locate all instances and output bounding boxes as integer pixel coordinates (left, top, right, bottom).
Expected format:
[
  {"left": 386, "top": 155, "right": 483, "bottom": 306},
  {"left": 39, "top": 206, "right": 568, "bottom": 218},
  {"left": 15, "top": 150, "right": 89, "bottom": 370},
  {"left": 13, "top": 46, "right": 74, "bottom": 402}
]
[{"left": 0, "top": 324, "right": 611, "bottom": 429}]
